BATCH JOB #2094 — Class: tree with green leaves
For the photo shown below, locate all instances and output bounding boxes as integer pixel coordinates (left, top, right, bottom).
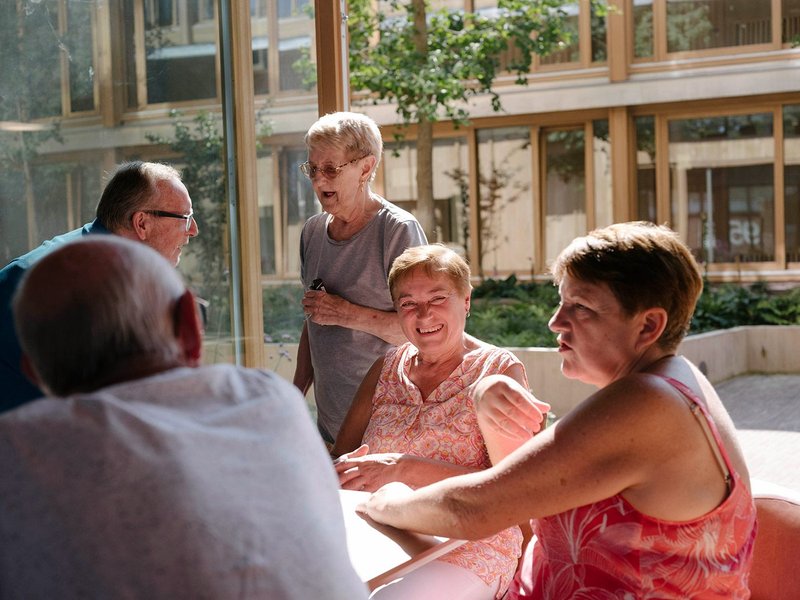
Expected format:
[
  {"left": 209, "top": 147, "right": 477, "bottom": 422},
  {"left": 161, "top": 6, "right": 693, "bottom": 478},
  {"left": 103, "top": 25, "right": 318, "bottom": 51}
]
[{"left": 347, "top": 0, "right": 581, "bottom": 240}]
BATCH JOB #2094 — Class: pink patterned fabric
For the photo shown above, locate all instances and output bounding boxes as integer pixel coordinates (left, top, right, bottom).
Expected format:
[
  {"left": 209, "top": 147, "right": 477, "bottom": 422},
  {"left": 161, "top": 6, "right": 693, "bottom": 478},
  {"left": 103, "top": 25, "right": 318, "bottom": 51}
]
[
  {"left": 362, "top": 342, "right": 527, "bottom": 598},
  {"left": 506, "top": 376, "right": 757, "bottom": 600}
]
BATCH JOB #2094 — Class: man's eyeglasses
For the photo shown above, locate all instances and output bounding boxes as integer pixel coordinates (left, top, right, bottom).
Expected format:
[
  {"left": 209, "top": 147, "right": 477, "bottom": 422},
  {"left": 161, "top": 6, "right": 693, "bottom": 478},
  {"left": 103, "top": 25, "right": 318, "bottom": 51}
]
[
  {"left": 299, "top": 155, "right": 367, "bottom": 180},
  {"left": 144, "top": 210, "right": 195, "bottom": 232}
]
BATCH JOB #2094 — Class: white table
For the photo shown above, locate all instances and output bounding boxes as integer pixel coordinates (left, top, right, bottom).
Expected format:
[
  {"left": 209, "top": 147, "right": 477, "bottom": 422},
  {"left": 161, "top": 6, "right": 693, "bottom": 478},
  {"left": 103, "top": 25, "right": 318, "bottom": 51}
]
[{"left": 339, "top": 489, "right": 466, "bottom": 591}]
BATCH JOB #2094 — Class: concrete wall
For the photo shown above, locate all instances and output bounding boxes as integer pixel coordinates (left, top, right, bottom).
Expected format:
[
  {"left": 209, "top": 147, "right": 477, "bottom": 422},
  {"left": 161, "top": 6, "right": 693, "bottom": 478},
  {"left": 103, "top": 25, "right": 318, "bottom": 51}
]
[
  {"left": 261, "top": 325, "right": 800, "bottom": 418},
  {"left": 678, "top": 326, "right": 800, "bottom": 383}
]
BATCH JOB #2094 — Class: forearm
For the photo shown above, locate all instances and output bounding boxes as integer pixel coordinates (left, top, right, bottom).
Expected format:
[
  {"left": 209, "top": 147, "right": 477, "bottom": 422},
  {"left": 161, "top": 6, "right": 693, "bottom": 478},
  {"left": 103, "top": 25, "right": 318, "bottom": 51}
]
[
  {"left": 364, "top": 470, "right": 503, "bottom": 540},
  {"left": 342, "top": 303, "right": 406, "bottom": 345},
  {"left": 292, "top": 324, "right": 313, "bottom": 394},
  {"left": 397, "top": 455, "right": 477, "bottom": 489}
]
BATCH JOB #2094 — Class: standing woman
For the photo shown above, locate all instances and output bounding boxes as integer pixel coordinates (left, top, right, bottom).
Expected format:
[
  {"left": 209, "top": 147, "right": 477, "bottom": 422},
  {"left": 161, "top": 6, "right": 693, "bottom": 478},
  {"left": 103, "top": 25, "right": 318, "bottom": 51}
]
[
  {"left": 293, "top": 112, "right": 427, "bottom": 445},
  {"left": 362, "top": 222, "right": 757, "bottom": 599}
]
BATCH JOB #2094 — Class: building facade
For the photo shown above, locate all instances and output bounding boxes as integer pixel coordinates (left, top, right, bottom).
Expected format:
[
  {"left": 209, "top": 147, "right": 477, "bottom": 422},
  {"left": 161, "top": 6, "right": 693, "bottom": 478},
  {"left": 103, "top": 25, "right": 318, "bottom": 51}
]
[{"left": 2, "top": 0, "right": 799, "bottom": 366}]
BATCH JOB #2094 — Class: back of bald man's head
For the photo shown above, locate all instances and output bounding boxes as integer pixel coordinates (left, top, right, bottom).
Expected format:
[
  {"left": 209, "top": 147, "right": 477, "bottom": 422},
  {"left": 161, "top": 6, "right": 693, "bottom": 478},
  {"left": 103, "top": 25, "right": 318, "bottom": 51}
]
[{"left": 13, "top": 237, "right": 188, "bottom": 397}]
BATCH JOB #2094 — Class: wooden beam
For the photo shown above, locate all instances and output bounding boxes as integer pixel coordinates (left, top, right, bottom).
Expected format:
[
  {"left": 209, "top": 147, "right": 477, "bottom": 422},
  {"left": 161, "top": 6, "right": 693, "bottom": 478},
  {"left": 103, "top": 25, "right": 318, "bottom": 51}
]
[
  {"left": 219, "top": 0, "right": 266, "bottom": 368},
  {"left": 315, "top": 0, "right": 348, "bottom": 115},
  {"left": 607, "top": 1, "right": 628, "bottom": 82},
  {"left": 608, "top": 106, "right": 632, "bottom": 221}
]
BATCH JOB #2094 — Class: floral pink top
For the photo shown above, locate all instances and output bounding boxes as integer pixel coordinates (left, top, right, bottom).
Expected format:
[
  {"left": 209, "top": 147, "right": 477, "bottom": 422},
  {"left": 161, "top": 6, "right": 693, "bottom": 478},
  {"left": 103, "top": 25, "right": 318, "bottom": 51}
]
[
  {"left": 362, "top": 342, "right": 527, "bottom": 597},
  {"left": 505, "top": 376, "right": 757, "bottom": 600}
]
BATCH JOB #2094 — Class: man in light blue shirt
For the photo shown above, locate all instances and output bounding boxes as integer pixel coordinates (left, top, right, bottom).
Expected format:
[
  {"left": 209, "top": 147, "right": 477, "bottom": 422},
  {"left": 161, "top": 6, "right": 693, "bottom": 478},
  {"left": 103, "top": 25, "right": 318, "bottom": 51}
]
[{"left": 0, "top": 161, "right": 198, "bottom": 411}]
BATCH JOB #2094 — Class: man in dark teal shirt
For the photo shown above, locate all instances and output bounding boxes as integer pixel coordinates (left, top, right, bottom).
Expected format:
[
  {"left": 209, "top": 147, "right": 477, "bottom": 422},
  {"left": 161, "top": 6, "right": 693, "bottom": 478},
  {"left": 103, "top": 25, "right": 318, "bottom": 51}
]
[{"left": 0, "top": 161, "right": 198, "bottom": 411}]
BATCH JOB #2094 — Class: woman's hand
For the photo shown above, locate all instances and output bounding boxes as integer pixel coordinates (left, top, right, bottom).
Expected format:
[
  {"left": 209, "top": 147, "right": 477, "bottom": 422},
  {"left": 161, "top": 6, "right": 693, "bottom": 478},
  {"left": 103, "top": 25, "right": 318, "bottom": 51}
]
[
  {"left": 335, "top": 444, "right": 405, "bottom": 492},
  {"left": 474, "top": 375, "right": 551, "bottom": 441},
  {"left": 356, "top": 481, "right": 415, "bottom": 524},
  {"left": 302, "top": 289, "right": 350, "bottom": 327}
]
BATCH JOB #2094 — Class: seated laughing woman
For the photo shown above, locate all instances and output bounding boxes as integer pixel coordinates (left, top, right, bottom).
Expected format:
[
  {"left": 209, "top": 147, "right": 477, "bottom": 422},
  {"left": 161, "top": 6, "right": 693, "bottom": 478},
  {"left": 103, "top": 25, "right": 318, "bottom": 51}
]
[
  {"left": 333, "top": 244, "right": 544, "bottom": 600},
  {"left": 361, "top": 222, "right": 758, "bottom": 599}
]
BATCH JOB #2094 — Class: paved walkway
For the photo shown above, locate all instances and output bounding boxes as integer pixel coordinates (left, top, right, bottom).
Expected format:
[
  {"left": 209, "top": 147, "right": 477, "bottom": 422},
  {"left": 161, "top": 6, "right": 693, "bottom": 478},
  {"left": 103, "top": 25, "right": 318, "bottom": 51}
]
[{"left": 716, "top": 374, "right": 800, "bottom": 492}]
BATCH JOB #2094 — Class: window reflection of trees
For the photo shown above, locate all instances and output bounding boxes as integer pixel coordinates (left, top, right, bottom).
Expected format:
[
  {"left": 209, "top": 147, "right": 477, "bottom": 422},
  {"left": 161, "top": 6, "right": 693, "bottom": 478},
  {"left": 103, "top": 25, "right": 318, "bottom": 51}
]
[{"left": 669, "top": 113, "right": 775, "bottom": 265}]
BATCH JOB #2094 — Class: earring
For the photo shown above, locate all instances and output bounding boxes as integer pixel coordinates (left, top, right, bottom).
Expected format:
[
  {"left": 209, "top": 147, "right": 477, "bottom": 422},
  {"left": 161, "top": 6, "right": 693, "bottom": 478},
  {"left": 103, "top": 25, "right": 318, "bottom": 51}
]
[{"left": 358, "top": 179, "right": 365, "bottom": 193}]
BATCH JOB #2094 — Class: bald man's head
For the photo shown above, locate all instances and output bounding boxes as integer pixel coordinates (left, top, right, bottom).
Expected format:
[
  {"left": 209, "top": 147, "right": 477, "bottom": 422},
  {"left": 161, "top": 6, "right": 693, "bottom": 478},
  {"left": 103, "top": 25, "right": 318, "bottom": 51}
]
[
  {"left": 97, "top": 161, "right": 198, "bottom": 266},
  {"left": 12, "top": 237, "right": 202, "bottom": 396}
]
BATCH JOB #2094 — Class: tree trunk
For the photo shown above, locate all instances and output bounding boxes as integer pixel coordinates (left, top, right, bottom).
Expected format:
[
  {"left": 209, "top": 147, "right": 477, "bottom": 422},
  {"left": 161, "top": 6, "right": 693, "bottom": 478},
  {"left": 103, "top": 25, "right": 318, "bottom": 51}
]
[
  {"left": 412, "top": 0, "right": 435, "bottom": 241},
  {"left": 416, "top": 115, "right": 435, "bottom": 241}
]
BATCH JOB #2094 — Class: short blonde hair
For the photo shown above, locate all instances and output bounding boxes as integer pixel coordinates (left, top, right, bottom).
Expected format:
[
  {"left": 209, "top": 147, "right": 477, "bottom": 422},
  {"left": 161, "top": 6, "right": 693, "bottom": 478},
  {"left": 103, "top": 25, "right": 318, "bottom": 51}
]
[
  {"left": 389, "top": 244, "right": 471, "bottom": 300},
  {"left": 304, "top": 112, "right": 383, "bottom": 181}
]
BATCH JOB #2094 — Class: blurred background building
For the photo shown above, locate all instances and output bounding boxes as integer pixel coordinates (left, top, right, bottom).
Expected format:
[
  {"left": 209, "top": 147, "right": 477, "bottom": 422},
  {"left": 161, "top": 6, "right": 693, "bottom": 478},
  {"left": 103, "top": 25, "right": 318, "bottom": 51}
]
[{"left": 2, "top": 0, "right": 799, "bottom": 368}]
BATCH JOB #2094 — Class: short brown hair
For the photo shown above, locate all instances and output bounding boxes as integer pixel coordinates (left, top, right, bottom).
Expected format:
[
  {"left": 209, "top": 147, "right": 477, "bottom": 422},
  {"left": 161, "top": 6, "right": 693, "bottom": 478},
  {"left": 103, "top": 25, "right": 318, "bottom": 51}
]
[
  {"left": 550, "top": 221, "right": 703, "bottom": 350},
  {"left": 389, "top": 244, "right": 471, "bottom": 300}
]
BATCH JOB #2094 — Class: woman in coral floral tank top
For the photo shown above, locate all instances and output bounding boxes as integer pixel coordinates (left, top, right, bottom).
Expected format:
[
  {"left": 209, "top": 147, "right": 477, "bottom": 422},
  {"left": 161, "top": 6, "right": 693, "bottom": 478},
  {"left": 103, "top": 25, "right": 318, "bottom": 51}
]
[
  {"left": 361, "top": 222, "right": 757, "bottom": 599},
  {"left": 333, "top": 244, "right": 546, "bottom": 600}
]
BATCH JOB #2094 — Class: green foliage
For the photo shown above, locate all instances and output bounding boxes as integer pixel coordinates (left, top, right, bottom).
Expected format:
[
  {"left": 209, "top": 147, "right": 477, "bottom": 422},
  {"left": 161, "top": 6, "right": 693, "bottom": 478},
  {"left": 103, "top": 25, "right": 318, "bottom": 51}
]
[
  {"left": 666, "top": 2, "right": 714, "bottom": 52},
  {"left": 345, "top": 0, "right": 596, "bottom": 238},
  {"left": 146, "top": 111, "right": 231, "bottom": 337},
  {"left": 261, "top": 274, "right": 800, "bottom": 347},
  {"left": 347, "top": 0, "right": 576, "bottom": 126},
  {"left": 464, "top": 275, "right": 800, "bottom": 348},
  {"left": 468, "top": 300, "right": 558, "bottom": 347},
  {"left": 263, "top": 284, "right": 306, "bottom": 343},
  {"left": 467, "top": 275, "right": 559, "bottom": 347},
  {"left": 691, "top": 282, "right": 800, "bottom": 332}
]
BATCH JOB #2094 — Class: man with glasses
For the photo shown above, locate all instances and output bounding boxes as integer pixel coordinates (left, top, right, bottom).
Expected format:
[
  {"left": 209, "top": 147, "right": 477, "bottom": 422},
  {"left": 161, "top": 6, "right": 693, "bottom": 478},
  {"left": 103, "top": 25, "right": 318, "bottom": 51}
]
[{"left": 0, "top": 160, "right": 198, "bottom": 412}]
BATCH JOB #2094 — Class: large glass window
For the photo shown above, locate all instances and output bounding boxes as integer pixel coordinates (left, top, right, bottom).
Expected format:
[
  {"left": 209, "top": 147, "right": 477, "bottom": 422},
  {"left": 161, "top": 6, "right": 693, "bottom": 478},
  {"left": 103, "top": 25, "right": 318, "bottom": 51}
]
[
  {"left": 66, "top": 0, "right": 96, "bottom": 113},
  {"left": 785, "top": 105, "right": 800, "bottom": 262},
  {"left": 633, "top": 0, "right": 654, "bottom": 59},
  {"left": 382, "top": 138, "right": 469, "bottom": 248},
  {"left": 592, "top": 119, "right": 612, "bottom": 228},
  {"left": 540, "top": 3, "right": 580, "bottom": 66},
  {"left": 786, "top": 0, "right": 800, "bottom": 44},
  {"left": 666, "top": 0, "right": 771, "bottom": 52},
  {"left": 544, "top": 128, "right": 586, "bottom": 264},
  {"left": 669, "top": 113, "right": 775, "bottom": 264},
  {"left": 590, "top": 2, "right": 607, "bottom": 62},
  {"left": 636, "top": 1, "right": 800, "bottom": 60},
  {"left": 542, "top": 120, "right": 612, "bottom": 266},
  {"left": 0, "top": 0, "right": 95, "bottom": 120},
  {"left": 252, "top": 0, "right": 314, "bottom": 96},
  {"left": 122, "top": 0, "right": 218, "bottom": 106},
  {"left": 635, "top": 116, "right": 657, "bottom": 222},
  {"left": 476, "top": 128, "right": 534, "bottom": 278},
  {"left": 281, "top": 147, "right": 317, "bottom": 276},
  {"left": 1, "top": 0, "right": 322, "bottom": 366}
]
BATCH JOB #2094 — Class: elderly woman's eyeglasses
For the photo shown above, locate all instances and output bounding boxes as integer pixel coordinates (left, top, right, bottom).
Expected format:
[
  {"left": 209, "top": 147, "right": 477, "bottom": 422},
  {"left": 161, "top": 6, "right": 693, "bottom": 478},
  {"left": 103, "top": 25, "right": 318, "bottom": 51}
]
[
  {"left": 299, "top": 156, "right": 367, "bottom": 180},
  {"left": 144, "top": 209, "right": 195, "bottom": 232}
]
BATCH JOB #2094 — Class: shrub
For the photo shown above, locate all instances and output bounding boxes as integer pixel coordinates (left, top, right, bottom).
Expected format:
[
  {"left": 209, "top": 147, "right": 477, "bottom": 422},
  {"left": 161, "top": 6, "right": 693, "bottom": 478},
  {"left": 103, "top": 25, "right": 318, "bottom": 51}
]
[
  {"left": 467, "top": 276, "right": 800, "bottom": 348},
  {"left": 262, "top": 275, "right": 800, "bottom": 347},
  {"left": 263, "top": 284, "right": 305, "bottom": 343}
]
